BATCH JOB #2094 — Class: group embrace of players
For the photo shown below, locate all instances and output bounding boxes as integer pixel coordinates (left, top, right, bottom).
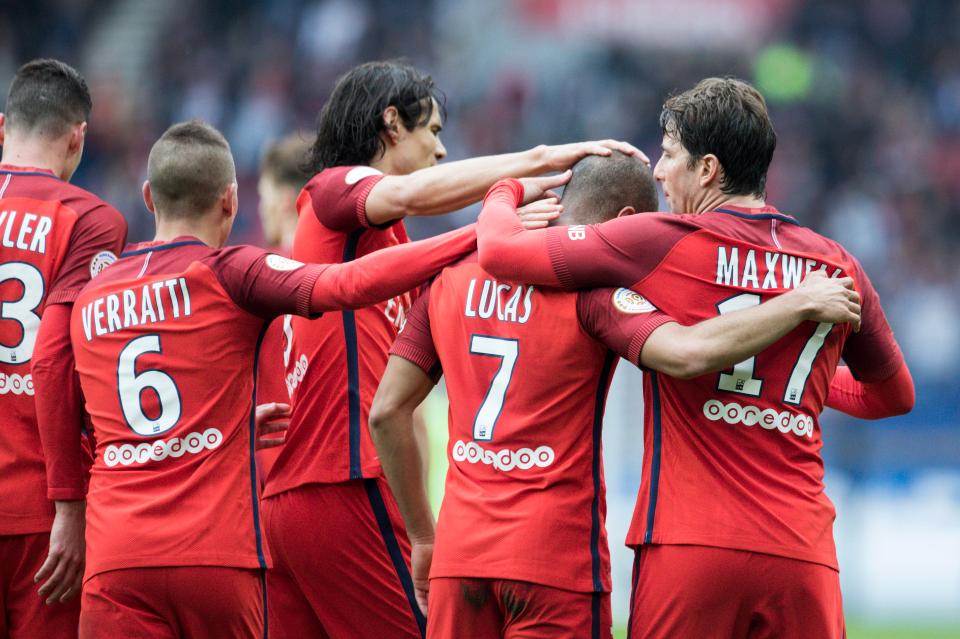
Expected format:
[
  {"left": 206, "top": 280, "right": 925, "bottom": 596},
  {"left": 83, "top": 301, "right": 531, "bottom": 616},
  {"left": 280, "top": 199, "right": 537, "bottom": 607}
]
[{"left": 0, "top": 57, "right": 914, "bottom": 639}]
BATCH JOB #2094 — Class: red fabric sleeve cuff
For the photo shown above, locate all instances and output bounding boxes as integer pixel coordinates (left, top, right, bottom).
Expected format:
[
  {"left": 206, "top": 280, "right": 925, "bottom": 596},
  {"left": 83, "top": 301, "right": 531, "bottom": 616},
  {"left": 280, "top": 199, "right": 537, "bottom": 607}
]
[
  {"left": 356, "top": 175, "right": 387, "bottom": 229},
  {"left": 628, "top": 314, "right": 678, "bottom": 366},
  {"left": 298, "top": 265, "right": 326, "bottom": 317},
  {"left": 45, "top": 288, "right": 81, "bottom": 306},
  {"left": 48, "top": 486, "right": 86, "bottom": 501},
  {"left": 389, "top": 342, "right": 440, "bottom": 376}
]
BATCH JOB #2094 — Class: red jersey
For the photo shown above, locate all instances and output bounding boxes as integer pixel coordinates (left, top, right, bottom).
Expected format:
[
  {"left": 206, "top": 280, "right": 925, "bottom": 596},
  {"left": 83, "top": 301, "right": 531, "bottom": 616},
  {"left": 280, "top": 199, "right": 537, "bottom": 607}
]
[
  {"left": 391, "top": 254, "right": 673, "bottom": 593},
  {"left": 478, "top": 180, "right": 904, "bottom": 569},
  {"left": 71, "top": 238, "right": 323, "bottom": 579},
  {"left": 265, "top": 165, "right": 411, "bottom": 495},
  {"left": 0, "top": 165, "right": 126, "bottom": 535}
]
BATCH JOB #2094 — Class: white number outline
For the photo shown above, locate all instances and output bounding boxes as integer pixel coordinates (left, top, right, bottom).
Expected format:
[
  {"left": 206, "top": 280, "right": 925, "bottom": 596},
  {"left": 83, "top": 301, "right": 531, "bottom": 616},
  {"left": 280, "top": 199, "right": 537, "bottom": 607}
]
[
  {"left": 0, "top": 261, "right": 44, "bottom": 365},
  {"left": 469, "top": 335, "right": 519, "bottom": 442},
  {"left": 715, "top": 293, "right": 833, "bottom": 404},
  {"left": 117, "top": 334, "right": 182, "bottom": 436}
]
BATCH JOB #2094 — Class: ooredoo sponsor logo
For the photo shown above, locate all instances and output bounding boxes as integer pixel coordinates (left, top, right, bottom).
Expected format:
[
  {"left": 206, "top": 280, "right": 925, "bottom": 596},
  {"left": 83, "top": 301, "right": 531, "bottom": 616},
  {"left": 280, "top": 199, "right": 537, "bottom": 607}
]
[
  {"left": 286, "top": 353, "right": 308, "bottom": 397},
  {"left": 103, "top": 428, "right": 223, "bottom": 467},
  {"left": 451, "top": 439, "right": 555, "bottom": 472},
  {"left": 0, "top": 372, "right": 33, "bottom": 395},
  {"left": 702, "top": 399, "right": 814, "bottom": 438}
]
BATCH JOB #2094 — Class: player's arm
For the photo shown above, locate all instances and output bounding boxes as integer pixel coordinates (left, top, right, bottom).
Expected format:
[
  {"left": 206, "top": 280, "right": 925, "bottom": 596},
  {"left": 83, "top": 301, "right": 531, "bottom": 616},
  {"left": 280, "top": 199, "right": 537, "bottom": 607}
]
[
  {"left": 477, "top": 178, "right": 677, "bottom": 289},
  {"left": 32, "top": 203, "right": 127, "bottom": 603},
  {"left": 364, "top": 140, "right": 643, "bottom": 225},
  {"left": 824, "top": 260, "right": 914, "bottom": 419},
  {"left": 642, "top": 271, "right": 862, "bottom": 378},
  {"left": 307, "top": 224, "right": 476, "bottom": 312},
  {"left": 369, "top": 291, "right": 440, "bottom": 615},
  {"left": 579, "top": 271, "right": 861, "bottom": 381},
  {"left": 825, "top": 364, "right": 914, "bottom": 419}
]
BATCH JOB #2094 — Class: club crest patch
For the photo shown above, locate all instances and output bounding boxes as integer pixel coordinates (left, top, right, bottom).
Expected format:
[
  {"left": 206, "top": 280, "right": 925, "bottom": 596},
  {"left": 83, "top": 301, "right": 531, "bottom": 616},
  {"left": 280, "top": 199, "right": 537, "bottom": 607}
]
[
  {"left": 612, "top": 288, "right": 657, "bottom": 314},
  {"left": 265, "top": 254, "right": 305, "bottom": 271},
  {"left": 89, "top": 251, "right": 117, "bottom": 278}
]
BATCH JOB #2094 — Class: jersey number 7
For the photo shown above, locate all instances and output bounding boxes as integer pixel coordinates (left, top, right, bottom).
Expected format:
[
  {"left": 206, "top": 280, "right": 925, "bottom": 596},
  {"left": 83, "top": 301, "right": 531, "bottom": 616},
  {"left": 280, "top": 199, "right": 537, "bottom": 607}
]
[{"left": 469, "top": 335, "right": 518, "bottom": 441}]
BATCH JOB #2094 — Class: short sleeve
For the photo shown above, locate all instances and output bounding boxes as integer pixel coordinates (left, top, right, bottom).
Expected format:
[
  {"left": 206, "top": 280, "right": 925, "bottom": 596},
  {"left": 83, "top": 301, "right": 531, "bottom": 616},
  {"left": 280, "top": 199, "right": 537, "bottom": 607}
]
[
  {"left": 299, "top": 165, "right": 387, "bottom": 233},
  {"left": 577, "top": 287, "right": 677, "bottom": 366},
  {"left": 545, "top": 214, "right": 694, "bottom": 290},
  {"left": 204, "top": 246, "right": 324, "bottom": 319},
  {"left": 841, "top": 258, "right": 904, "bottom": 382},
  {"left": 46, "top": 204, "right": 128, "bottom": 305},
  {"left": 389, "top": 286, "right": 441, "bottom": 381}
]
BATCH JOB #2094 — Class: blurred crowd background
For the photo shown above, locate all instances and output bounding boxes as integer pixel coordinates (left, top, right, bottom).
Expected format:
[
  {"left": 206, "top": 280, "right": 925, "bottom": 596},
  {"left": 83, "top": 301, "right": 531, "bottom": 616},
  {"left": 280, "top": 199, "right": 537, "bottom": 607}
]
[{"left": 2, "top": 0, "right": 958, "bottom": 634}]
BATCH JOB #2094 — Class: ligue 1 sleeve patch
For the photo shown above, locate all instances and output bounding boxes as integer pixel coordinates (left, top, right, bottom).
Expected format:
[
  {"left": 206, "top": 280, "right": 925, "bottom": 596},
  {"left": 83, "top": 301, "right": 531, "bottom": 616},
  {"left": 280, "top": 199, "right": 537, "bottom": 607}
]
[
  {"left": 266, "top": 254, "right": 305, "bottom": 272},
  {"left": 612, "top": 288, "right": 657, "bottom": 314},
  {"left": 345, "top": 166, "right": 383, "bottom": 185},
  {"left": 89, "top": 251, "right": 118, "bottom": 278}
]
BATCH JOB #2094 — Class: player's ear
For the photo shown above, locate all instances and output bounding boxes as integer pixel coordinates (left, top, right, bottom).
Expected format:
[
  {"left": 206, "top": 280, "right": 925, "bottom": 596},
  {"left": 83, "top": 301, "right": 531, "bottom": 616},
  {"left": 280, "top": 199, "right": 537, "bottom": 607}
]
[
  {"left": 223, "top": 182, "right": 239, "bottom": 219},
  {"left": 142, "top": 181, "right": 157, "bottom": 215},
  {"left": 67, "top": 122, "right": 87, "bottom": 155},
  {"left": 699, "top": 153, "right": 721, "bottom": 188},
  {"left": 616, "top": 206, "right": 637, "bottom": 218},
  {"left": 0, "top": 113, "right": 6, "bottom": 146},
  {"left": 382, "top": 106, "right": 401, "bottom": 145}
]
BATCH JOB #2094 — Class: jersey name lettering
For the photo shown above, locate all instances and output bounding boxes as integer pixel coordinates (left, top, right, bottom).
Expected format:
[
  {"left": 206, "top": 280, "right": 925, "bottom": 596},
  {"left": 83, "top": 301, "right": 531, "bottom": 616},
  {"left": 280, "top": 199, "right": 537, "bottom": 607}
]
[
  {"left": 463, "top": 277, "right": 534, "bottom": 324},
  {"left": 0, "top": 209, "right": 52, "bottom": 254},
  {"left": 80, "top": 278, "right": 192, "bottom": 341},
  {"left": 715, "top": 246, "right": 843, "bottom": 290}
]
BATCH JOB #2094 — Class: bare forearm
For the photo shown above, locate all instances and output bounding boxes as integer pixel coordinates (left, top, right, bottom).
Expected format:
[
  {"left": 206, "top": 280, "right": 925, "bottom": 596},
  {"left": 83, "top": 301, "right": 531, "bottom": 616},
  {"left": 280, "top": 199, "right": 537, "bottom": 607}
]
[
  {"left": 371, "top": 411, "right": 435, "bottom": 542},
  {"left": 644, "top": 292, "right": 810, "bottom": 378},
  {"left": 380, "top": 148, "right": 548, "bottom": 219}
]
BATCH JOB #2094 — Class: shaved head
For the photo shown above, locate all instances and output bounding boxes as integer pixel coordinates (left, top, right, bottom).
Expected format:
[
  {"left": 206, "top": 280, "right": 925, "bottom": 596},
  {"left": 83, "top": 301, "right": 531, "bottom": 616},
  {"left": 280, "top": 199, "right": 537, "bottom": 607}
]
[
  {"left": 558, "top": 151, "right": 658, "bottom": 225},
  {"left": 147, "top": 120, "right": 236, "bottom": 218}
]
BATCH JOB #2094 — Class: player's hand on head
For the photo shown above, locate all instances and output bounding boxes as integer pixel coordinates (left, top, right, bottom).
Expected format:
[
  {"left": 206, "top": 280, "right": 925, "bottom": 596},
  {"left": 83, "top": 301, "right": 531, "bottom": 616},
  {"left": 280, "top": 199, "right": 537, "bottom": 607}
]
[
  {"left": 796, "top": 270, "right": 862, "bottom": 331},
  {"left": 410, "top": 540, "right": 434, "bottom": 616},
  {"left": 517, "top": 197, "right": 563, "bottom": 229},
  {"left": 538, "top": 139, "right": 649, "bottom": 171},
  {"left": 518, "top": 171, "right": 571, "bottom": 207},
  {"left": 35, "top": 500, "right": 85, "bottom": 604},
  {"left": 255, "top": 402, "right": 291, "bottom": 450}
]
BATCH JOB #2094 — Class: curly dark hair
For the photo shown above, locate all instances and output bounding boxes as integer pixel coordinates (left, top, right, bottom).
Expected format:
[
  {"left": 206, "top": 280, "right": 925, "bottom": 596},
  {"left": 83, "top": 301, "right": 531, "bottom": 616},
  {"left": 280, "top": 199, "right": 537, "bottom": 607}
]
[
  {"left": 660, "top": 77, "right": 777, "bottom": 199},
  {"left": 304, "top": 61, "right": 445, "bottom": 173}
]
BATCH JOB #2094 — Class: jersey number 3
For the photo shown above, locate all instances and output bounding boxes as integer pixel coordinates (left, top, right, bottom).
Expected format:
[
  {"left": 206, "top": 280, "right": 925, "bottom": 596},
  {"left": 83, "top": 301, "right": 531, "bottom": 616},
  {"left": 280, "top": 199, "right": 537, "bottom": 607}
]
[
  {"left": 469, "top": 335, "right": 518, "bottom": 441},
  {"left": 118, "top": 335, "right": 182, "bottom": 436}
]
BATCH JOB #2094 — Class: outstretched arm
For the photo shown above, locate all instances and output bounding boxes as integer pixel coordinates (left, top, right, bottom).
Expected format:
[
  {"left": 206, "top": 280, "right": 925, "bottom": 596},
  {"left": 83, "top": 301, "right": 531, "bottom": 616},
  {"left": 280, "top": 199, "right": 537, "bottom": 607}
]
[
  {"left": 642, "top": 271, "right": 862, "bottom": 378},
  {"left": 365, "top": 140, "right": 642, "bottom": 225},
  {"left": 369, "top": 356, "right": 437, "bottom": 615},
  {"left": 308, "top": 225, "right": 475, "bottom": 313}
]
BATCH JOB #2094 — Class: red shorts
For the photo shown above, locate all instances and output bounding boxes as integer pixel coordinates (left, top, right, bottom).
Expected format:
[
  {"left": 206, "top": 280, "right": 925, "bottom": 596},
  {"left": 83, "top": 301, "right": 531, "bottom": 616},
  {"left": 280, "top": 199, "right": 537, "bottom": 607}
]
[
  {"left": 0, "top": 532, "right": 80, "bottom": 639},
  {"left": 628, "top": 544, "right": 844, "bottom": 639},
  {"left": 262, "top": 478, "right": 425, "bottom": 639},
  {"left": 79, "top": 566, "right": 263, "bottom": 639},
  {"left": 427, "top": 577, "right": 612, "bottom": 639}
]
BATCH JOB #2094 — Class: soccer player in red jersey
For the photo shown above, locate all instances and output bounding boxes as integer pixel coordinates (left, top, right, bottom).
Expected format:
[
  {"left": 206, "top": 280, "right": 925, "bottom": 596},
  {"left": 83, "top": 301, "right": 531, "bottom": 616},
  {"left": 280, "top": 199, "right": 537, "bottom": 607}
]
[
  {"left": 474, "top": 78, "right": 914, "bottom": 638},
  {"left": 0, "top": 59, "right": 127, "bottom": 638},
  {"left": 254, "top": 134, "right": 313, "bottom": 482},
  {"left": 368, "top": 152, "right": 861, "bottom": 639},
  {"left": 68, "top": 120, "right": 477, "bottom": 639},
  {"left": 260, "top": 60, "right": 639, "bottom": 639}
]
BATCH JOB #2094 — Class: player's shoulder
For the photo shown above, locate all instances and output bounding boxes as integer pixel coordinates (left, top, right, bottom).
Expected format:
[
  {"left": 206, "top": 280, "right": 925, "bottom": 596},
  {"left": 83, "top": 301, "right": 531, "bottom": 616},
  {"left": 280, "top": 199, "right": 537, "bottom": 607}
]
[
  {"left": 304, "top": 165, "right": 383, "bottom": 195},
  {"left": 202, "top": 244, "right": 307, "bottom": 276}
]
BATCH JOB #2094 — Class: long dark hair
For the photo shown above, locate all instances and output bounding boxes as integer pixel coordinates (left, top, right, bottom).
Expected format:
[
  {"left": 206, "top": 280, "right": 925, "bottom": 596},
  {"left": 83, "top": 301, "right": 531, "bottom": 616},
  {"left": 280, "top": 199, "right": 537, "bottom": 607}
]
[{"left": 304, "top": 61, "right": 445, "bottom": 173}]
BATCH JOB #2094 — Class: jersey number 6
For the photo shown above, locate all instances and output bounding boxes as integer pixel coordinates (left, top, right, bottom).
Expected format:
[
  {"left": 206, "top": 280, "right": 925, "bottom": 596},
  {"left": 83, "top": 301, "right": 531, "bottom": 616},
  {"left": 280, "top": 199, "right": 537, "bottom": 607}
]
[{"left": 117, "top": 335, "right": 182, "bottom": 436}]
